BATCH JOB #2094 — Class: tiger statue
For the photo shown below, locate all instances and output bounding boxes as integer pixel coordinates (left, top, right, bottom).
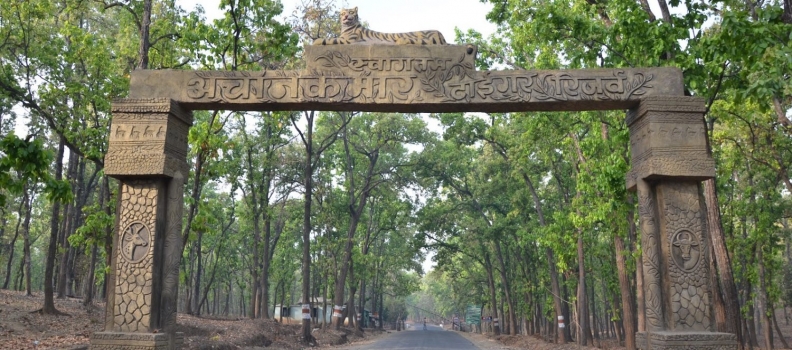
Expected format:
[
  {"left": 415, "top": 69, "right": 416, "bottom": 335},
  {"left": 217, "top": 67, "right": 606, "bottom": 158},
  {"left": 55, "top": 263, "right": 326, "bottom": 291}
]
[{"left": 313, "top": 7, "right": 447, "bottom": 45}]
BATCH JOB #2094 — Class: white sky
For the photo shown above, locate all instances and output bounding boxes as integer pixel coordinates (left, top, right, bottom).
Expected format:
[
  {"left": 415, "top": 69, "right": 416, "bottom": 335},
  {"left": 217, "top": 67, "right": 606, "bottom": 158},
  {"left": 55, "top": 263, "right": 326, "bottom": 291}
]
[{"left": 178, "top": 0, "right": 498, "bottom": 41}]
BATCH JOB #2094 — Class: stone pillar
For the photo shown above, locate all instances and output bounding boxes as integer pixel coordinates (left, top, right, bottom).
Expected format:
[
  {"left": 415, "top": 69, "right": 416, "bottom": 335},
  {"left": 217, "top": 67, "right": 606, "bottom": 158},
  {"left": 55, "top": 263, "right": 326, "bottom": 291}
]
[
  {"left": 626, "top": 96, "right": 736, "bottom": 349},
  {"left": 91, "top": 98, "right": 191, "bottom": 350}
]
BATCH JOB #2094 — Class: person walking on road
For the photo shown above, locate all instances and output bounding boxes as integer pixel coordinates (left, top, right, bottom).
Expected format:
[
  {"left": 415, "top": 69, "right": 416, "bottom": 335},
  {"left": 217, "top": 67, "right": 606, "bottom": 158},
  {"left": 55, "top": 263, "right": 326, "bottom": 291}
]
[{"left": 423, "top": 317, "right": 427, "bottom": 330}]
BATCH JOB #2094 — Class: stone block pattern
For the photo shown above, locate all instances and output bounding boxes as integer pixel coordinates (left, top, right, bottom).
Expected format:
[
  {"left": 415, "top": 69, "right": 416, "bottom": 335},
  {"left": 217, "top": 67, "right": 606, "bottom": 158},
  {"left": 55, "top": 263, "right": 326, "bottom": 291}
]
[
  {"left": 658, "top": 183, "right": 712, "bottom": 331},
  {"left": 637, "top": 331, "right": 736, "bottom": 350},
  {"left": 90, "top": 332, "right": 183, "bottom": 350},
  {"left": 113, "top": 181, "right": 159, "bottom": 332}
]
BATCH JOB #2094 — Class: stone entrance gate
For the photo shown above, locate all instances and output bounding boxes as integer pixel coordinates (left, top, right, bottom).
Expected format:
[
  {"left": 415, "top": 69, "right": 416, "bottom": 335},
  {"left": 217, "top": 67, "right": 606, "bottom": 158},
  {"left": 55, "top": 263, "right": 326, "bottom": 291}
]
[{"left": 91, "top": 44, "right": 736, "bottom": 350}]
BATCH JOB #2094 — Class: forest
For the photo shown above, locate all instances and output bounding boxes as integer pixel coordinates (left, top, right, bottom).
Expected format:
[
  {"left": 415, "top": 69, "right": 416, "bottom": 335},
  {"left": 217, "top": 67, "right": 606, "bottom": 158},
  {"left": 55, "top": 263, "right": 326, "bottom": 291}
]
[{"left": 0, "top": 0, "right": 790, "bottom": 349}]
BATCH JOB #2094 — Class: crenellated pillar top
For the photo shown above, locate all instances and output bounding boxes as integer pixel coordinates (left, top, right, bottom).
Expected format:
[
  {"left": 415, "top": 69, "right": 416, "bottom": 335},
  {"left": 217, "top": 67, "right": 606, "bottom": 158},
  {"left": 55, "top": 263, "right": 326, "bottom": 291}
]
[
  {"left": 104, "top": 98, "right": 192, "bottom": 179},
  {"left": 626, "top": 96, "right": 714, "bottom": 191}
]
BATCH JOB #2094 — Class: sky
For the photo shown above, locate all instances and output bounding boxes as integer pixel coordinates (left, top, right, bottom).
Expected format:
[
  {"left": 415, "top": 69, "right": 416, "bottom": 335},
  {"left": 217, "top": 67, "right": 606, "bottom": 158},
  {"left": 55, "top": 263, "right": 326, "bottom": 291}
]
[{"left": 177, "top": 0, "right": 499, "bottom": 41}]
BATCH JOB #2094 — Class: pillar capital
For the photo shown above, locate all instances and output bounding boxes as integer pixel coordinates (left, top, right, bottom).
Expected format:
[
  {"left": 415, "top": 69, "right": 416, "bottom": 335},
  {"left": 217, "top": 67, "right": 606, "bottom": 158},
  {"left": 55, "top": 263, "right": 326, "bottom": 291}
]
[
  {"left": 104, "top": 98, "right": 192, "bottom": 179},
  {"left": 626, "top": 96, "right": 714, "bottom": 191}
]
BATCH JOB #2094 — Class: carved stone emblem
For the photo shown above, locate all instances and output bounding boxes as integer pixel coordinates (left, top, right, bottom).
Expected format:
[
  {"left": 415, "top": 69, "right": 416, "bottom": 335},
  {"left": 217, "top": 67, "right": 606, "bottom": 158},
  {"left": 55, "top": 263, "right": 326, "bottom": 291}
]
[
  {"left": 120, "top": 221, "right": 151, "bottom": 263},
  {"left": 671, "top": 229, "right": 700, "bottom": 271}
]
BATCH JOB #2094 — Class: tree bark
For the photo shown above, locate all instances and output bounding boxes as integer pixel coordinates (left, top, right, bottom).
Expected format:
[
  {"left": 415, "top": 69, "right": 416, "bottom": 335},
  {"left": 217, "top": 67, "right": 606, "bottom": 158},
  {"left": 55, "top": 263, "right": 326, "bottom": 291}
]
[
  {"left": 137, "top": 0, "right": 151, "bottom": 69},
  {"left": 22, "top": 188, "right": 32, "bottom": 296},
  {"left": 577, "top": 231, "right": 589, "bottom": 346},
  {"left": 57, "top": 152, "right": 78, "bottom": 298},
  {"left": 637, "top": 0, "right": 657, "bottom": 21},
  {"left": 333, "top": 122, "right": 376, "bottom": 329},
  {"left": 83, "top": 179, "right": 106, "bottom": 306},
  {"left": 43, "top": 137, "right": 65, "bottom": 314},
  {"left": 493, "top": 240, "right": 518, "bottom": 335},
  {"left": 772, "top": 304, "right": 790, "bottom": 348},
  {"left": 656, "top": 0, "right": 671, "bottom": 22},
  {"left": 782, "top": 0, "right": 792, "bottom": 23},
  {"left": 484, "top": 252, "right": 501, "bottom": 335},
  {"left": 261, "top": 213, "right": 271, "bottom": 319},
  {"left": 615, "top": 231, "right": 636, "bottom": 349},
  {"left": 3, "top": 199, "right": 24, "bottom": 289},
  {"left": 757, "top": 244, "right": 773, "bottom": 349},
  {"left": 192, "top": 230, "right": 203, "bottom": 315},
  {"left": 521, "top": 173, "right": 567, "bottom": 342},
  {"left": 704, "top": 178, "right": 744, "bottom": 347},
  {"left": 299, "top": 111, "right": 315, "bottom": 343},
  {"left": 83, "top": 244, "right": 98, "bottom": 305}
]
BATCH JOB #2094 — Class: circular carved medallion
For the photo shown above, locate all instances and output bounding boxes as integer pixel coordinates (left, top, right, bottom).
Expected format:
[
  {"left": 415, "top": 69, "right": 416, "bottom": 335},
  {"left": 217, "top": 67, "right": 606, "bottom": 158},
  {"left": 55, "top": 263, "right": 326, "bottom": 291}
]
[
  {"left": 671, "top": 229, "right": 700, "bottom": 271},
  {"left": 120, "top": 221, "right": 151, "bottom": 263}
]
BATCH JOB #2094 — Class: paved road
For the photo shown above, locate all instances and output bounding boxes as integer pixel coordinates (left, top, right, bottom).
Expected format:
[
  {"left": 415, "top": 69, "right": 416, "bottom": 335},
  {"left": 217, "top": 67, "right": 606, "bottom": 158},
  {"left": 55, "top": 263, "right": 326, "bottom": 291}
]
[{"left": 345, "top": 324, "right": 481, "bottom": 349}]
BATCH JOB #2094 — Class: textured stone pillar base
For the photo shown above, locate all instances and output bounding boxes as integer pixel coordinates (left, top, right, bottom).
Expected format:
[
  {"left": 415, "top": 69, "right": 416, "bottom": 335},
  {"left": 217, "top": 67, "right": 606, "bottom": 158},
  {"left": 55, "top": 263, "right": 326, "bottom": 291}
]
[
  {"left": 636, "top": 331, "right": 736, "bottom": 350},
  {"left": 90, "top": 332, "right": 184, "bottom": 350}
]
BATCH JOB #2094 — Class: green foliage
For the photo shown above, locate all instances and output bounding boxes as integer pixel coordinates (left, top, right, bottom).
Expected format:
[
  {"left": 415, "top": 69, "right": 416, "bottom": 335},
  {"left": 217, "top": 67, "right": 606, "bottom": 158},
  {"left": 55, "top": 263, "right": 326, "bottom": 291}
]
[{"left": 0, "top": 134, "right": 71, "bottom": 206}]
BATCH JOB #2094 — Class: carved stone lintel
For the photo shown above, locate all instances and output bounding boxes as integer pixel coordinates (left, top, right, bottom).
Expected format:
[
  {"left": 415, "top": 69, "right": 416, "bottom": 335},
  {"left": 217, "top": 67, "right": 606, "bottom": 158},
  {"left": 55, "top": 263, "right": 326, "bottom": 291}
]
[
  {"left": 128, "top": 45, "right": 684, "bottom": 113},
  {"left": 637, "top": 331, "right": 737, "bottom": 350},
  {"left": 90, "top": 331, "right": 184, "bottom": 350}
]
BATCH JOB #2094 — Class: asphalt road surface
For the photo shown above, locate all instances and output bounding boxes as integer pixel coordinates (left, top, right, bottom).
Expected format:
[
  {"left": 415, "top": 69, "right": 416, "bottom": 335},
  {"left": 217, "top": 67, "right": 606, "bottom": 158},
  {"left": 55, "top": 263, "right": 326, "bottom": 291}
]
[{"left": 345, "top": 324, "right": 482, "bottom": 350}]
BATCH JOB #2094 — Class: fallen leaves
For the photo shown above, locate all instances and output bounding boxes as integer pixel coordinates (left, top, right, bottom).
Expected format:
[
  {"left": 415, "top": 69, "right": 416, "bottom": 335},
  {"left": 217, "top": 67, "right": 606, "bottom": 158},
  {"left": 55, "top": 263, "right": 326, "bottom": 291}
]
[{"left": 0, "top": 290, "right": 386, "bottom": 349}]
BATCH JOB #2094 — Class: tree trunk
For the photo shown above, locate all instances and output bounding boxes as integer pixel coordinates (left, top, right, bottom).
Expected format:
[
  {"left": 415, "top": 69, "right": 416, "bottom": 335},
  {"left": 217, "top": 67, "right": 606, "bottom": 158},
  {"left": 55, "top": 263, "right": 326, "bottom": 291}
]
[
  {"left": 520, "top": 172, "right": 568, "bottom": 342},
  {"left": 192, "top": 231, "right": 203, "bottom": 316},
  {"left": 485, "top": 253, "right": 501, "bottom": 335},
  {"left": 83, "top": 243, "right": 98, "bottom": 305},
  {"left": 57, "top": 152, "right": 78, "bottom": 298},
  {"left": 262, "top": 215, "right": 272, "bottom": 319},
  {"left": 43, "top": 137, "right": 65, "bottom": 314},
  {"left": 379, "top": 292, "right": 385, "bottom": 330},
  {"left": 772, "top": 304, "right": 790, "bottom": 348},
  {"left": 56, "top": 200, "right": 70, "bottom": 298},
  {"left": 757, "top": 244, "right": 773, "bottom": 349},
  {"left": 577, "top": 231, "right": 589, "bottom": 346},
  {"left": 15, "top": 257, "right": 24, "bottom": 291},
  {"left": 493, "top": 240, "right": 518, "bottom": 335},
  {"left": 3, "top": 199, "right": 24, "bottom": 289},
  {"left": 590, "top": 274, "right": 600, "bottom": 346},
  {"left": 704, "top": 178, "right": 743, "bottom": 347},
  {"left": 0, "top": 209, "right": 6, "bottom": 259},
  {"left": 280, "top": 279, "right": 287, "bottom": 323},
  {"left": 198, "top": 246, "right": 222, "bottom": 314},
  {"left": 615, "top": 229, "right": 636, "bottom": 349},
  {"left": 300, "top": 112, "right": 315, "bottom": 342},
  {"left": 84, "top": 175, "right": 108, "bottom": 306},
  {"left": 137, "top": 0, "right": 151, "bottom": 69},
  {"left": 358, "top": 277, "right": 366, "bottom": 328},
  {"left": 334, "top": 123, "right": 375, "bottom": 330},
  {"left": 22, "top": 188, "right": 32, "bottom": 296}
]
